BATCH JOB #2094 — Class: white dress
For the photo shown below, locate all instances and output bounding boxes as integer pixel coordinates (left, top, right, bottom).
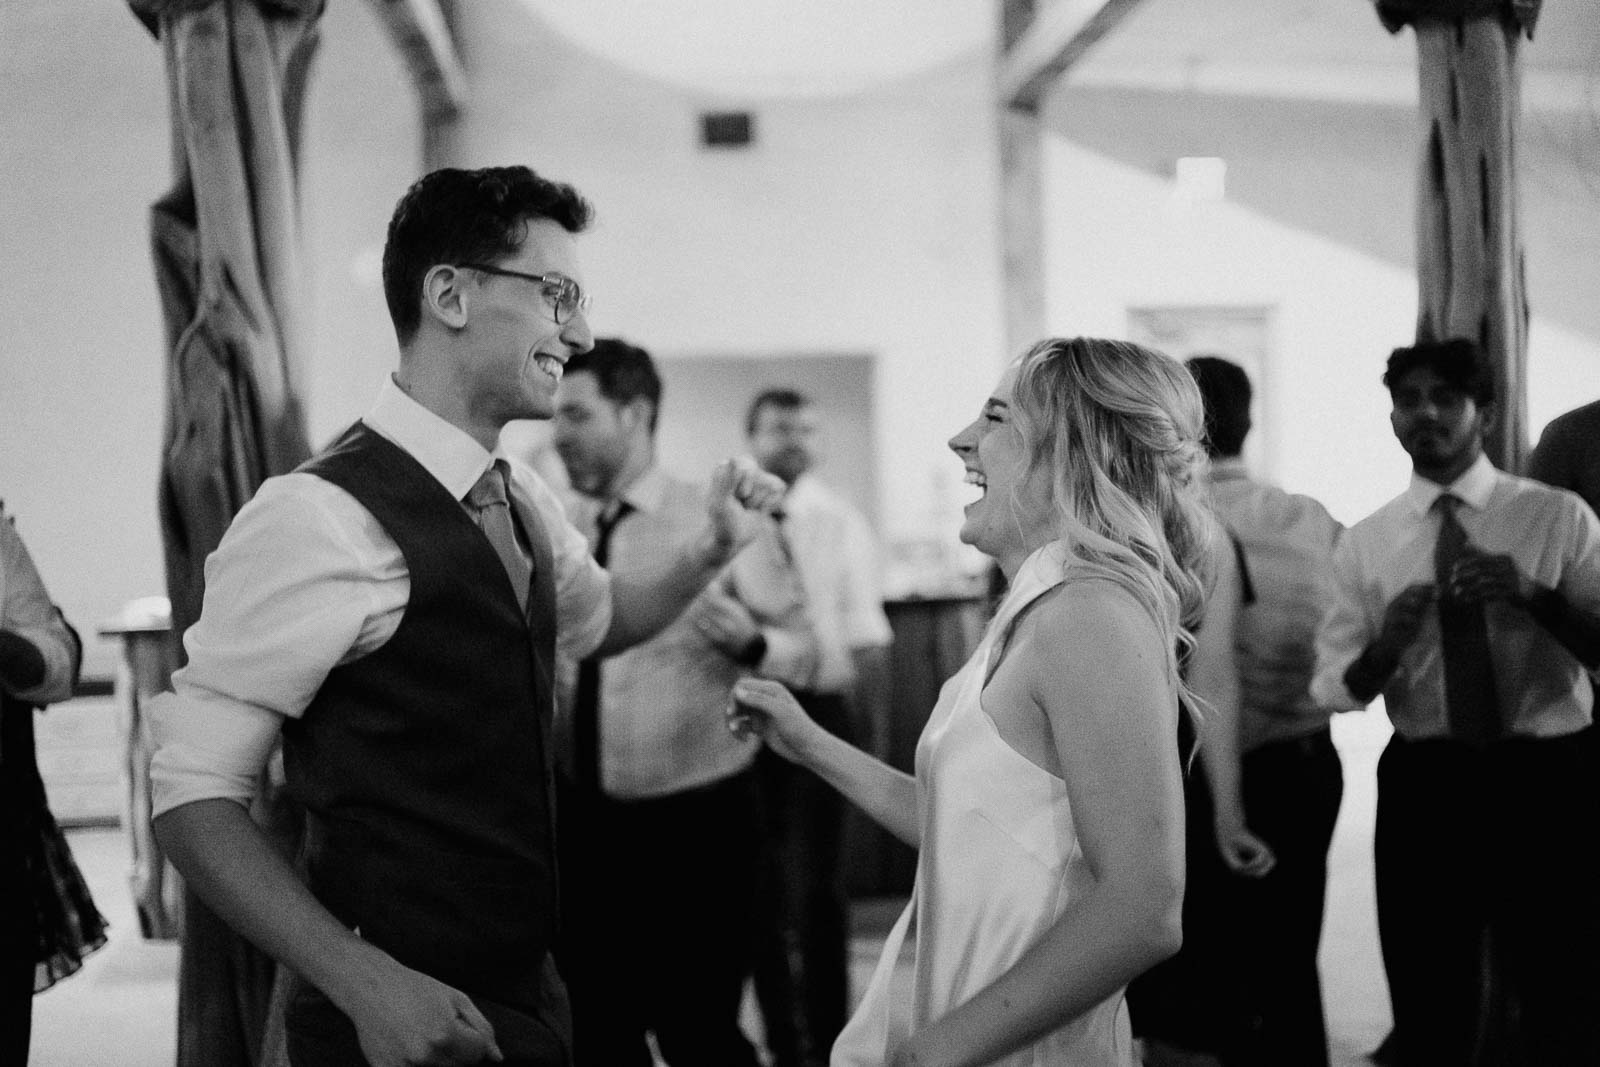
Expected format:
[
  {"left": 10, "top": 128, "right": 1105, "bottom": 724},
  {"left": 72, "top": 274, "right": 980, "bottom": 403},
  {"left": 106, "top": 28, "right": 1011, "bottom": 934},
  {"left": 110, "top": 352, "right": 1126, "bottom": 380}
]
[{"left": 831, "top": 542, "right": 1137, "bottom": 1067}]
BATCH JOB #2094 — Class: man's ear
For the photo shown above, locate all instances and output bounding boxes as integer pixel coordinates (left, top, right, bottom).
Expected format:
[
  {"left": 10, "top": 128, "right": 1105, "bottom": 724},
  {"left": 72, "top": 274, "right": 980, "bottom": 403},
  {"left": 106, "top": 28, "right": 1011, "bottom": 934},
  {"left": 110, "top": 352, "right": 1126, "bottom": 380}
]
[
  {"left": 421, "top": 265, "right": 470, "bottom": 330},
  {"left": 621, "top": 396, "right": 655, "bottom": 433},
  {"left": 1476, "top": 399, "right": 1500, "bottom": 442}
]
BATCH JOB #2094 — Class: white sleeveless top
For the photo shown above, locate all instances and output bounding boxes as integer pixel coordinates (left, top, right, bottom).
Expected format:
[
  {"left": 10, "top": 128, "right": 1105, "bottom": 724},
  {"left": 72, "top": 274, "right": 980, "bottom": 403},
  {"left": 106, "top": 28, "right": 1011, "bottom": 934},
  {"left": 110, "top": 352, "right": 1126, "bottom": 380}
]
[{"left": 832, "top": 542, "right": 1136, "bottom": 1067}]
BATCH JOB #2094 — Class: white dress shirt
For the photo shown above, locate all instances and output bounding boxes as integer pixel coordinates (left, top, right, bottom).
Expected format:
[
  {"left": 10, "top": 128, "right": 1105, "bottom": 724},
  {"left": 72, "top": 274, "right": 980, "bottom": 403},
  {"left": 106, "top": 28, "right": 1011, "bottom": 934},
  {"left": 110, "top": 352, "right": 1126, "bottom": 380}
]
[
  {"left": 560, "top": 464, "right": 780, "bottom": 798},
  {"left": 1208, "top": 460, "right": 1344, "bottom": 750},
  {"left": 747, "top": 474, "right": 892, "bottom": 695},
  {"left": 1311, "top": 453, "right": 1600, "bottom": 740},
  {"left": 149, "top": 378, "right": 612, "bottom": 816}
]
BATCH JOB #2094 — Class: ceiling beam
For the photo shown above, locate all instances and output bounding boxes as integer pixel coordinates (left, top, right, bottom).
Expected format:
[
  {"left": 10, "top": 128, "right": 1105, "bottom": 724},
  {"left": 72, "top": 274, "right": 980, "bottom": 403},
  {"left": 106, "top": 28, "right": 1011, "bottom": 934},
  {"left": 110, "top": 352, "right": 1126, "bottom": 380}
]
[
  {"left": 365, "top": 0, "right": 467, "bottom": 120},
  {"left": 999, "top": 0, "right": 1146, "bottom": 112}
]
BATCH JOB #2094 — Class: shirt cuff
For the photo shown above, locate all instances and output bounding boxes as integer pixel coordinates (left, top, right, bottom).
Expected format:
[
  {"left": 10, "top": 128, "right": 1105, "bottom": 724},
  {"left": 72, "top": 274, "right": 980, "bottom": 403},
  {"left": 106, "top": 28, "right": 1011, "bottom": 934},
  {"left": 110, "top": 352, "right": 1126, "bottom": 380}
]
[
  {"left": 756, "top": 628, "right": 819, "bottom": 690},
  {"left": 148, "top": 689, "right": 282, "bottom": 818}
]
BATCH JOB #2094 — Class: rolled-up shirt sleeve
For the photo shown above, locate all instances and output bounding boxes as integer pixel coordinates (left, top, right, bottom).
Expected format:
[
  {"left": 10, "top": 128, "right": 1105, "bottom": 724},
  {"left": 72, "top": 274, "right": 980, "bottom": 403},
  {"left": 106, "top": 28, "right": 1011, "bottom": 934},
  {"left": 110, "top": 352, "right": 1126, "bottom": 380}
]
[
  {"left": 149, "top": 476, "right": 396, "bottom": 817},
  {"left": 1310, "top": 536, "right": 1377, "bottom": 712},
  {"left": 1, "top": 508, "right": 79, "bottom": 707}
]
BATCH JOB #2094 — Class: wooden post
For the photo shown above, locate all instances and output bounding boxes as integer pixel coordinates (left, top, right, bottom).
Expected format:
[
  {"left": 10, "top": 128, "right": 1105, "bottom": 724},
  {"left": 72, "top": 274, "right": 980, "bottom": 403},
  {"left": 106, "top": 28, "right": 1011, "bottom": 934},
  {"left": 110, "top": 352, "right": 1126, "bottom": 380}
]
[
  {"left": 1381, "top": 1, "right": 1540, "bottom": 470},
  {"left": 996, "top": 0, "right": 1146, "bottom": 357},
  {"left": 364, "top": 0, "right": 467, "bottom": 169},
  {"left": 129, "top": 3, "right": 323, "bottom": 1064},
  {"left": 999, "top": 0, "right": 1046, "bottom": 359}
]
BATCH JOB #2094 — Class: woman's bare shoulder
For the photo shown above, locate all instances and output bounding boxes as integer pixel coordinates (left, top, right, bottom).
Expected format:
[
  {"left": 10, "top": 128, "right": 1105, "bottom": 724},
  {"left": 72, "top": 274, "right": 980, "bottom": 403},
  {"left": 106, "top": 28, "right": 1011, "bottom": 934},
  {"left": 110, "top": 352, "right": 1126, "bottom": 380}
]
[{"left": 1026, "top": 571, "right": 1166, "bottom": 654}]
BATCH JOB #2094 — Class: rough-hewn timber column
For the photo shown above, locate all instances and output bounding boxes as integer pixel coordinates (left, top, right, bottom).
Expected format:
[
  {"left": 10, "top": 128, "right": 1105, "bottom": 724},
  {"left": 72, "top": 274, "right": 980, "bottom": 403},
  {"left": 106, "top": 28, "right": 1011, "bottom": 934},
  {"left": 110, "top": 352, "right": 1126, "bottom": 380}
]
[
  {"left": 366, "top": 0, "right": 467, "bottom": 168},
  {"left": 997, "top": 0, "right": 1146, "bottom": 357},
  {"left": 999, "top": 0, "right": 1046, "bottom": 358},
  {"left": 1380, "top": 0, "right": 1540, "bottom": 470}
]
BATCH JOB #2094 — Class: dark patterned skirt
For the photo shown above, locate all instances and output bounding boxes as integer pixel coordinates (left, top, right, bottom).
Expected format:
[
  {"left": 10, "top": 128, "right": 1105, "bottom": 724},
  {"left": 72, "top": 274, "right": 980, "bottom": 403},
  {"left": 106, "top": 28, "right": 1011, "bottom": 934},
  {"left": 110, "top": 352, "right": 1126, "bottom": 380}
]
[
  {"left": 5, "top": 696, "right": 108, "bottom": 993},
  {"left": 28, "top": 790, "right": 108, "bottom": 992}
]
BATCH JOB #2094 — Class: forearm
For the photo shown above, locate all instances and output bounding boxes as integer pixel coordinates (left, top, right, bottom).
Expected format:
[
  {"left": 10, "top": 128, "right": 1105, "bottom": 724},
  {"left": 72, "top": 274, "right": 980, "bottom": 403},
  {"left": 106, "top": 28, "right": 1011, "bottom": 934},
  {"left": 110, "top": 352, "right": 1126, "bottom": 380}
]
[
  {"left": 904, "top": 878, "right": 1181, "bottom": 1066},
  {"left": 794, "top": 724, "right": 920, "bottom": 847},
  {"left": 0, "top": 616, "right": 77, "bottom": 706},
  {"left": 0, "top": 629, "right": 46, "bottom": 693},
  {"left": 1524, "top": 587, "right": 1600, "bottom": 670},
  {"left": 155, "top": 799, "right": 391, "bottom": 1017},
  {"left": 600, "top": 531, "right": 730, "bottom": 655},
  {"left": 1198, "top": 726, "right": 1248, "bottom": 836},
  {"left": 1190, "top": 647, "right": 1247, "bottom": 831}
]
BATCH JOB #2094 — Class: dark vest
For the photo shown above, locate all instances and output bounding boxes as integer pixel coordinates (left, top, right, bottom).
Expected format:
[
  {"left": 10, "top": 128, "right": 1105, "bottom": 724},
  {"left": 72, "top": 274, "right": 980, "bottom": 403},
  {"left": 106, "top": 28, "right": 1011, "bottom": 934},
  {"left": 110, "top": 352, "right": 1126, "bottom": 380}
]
[{"left": 286, "top": 423, "right": 559, "bottom": 1004}]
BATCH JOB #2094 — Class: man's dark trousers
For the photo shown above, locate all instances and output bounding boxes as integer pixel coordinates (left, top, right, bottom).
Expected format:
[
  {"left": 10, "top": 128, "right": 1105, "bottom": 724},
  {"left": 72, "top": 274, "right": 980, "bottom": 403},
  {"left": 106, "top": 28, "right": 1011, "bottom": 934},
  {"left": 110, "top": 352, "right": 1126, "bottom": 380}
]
[
  {"left": 557, "top": 770, "right": 764, "bottom": 1067},
  {"left": 1233, "top": 727, "right": 1343, "bottom": 1067},
  {"left": 1375, "top": 729, "right": 1599, "bottom": 1066},
  {"left": 754, "top": 691, "right": 852, "bottom": 1067}
]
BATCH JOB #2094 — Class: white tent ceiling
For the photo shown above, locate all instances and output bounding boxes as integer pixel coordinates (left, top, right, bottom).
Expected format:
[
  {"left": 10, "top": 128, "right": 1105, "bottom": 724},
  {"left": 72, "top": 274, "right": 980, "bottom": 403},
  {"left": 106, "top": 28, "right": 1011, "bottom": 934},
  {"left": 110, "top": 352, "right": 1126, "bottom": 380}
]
[{"left": 529, "top": 0, "right": 1600, "bottom": 111}]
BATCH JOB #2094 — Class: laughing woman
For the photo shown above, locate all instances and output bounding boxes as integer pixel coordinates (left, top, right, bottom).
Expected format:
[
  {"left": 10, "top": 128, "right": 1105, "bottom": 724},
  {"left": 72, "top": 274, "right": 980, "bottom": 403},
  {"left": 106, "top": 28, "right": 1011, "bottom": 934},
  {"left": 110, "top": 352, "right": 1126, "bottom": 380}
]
[{"left": 730, "top": 337, "right": 1211, "bottom": 1067}]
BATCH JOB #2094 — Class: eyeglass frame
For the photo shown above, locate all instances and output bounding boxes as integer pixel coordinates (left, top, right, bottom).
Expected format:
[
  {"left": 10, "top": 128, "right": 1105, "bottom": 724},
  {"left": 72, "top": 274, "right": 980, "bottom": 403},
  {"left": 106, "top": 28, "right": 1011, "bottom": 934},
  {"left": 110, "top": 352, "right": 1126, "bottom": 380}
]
[{"left": 456, "top": 262, "right": 593, "bottom": 325}]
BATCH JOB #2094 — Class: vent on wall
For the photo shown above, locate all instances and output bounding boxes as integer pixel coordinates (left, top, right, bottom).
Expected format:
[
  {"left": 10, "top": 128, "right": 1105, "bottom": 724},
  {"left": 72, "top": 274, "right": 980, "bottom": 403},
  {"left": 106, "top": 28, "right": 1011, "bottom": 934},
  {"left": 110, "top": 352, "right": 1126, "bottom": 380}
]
[{"left": 700, "top": 111, "right": 755, "bottom": 149}]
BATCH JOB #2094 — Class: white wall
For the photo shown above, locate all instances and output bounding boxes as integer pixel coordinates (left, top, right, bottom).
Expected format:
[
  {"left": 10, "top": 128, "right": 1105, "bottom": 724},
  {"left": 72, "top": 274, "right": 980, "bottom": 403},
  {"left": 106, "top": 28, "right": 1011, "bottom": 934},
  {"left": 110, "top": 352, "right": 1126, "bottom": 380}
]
[
  {"left": 0, "top": 1, "right": 419, "bottom": 675},
  {"left": 1040, "top": 119, "right": 1600, "bottom": 527},
  {"left": 446, "top": 0, "right": 1008, "bottom": 558}
]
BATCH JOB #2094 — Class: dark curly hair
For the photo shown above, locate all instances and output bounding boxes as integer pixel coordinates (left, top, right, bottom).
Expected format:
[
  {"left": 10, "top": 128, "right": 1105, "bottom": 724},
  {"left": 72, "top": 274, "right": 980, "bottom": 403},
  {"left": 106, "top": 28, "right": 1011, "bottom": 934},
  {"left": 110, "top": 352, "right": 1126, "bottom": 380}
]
[
  {"left": 1185, "top": 355, "right": 1252, "bottom": 459},
  {"left": 1382, "top": 338, "right": 1495, "bottom": 406},
  {"left": 381, "top": 165, "right": 593, "bottom": 343},
  {"left": 564, "top": 338, "right": 663, "bottom": 433}
]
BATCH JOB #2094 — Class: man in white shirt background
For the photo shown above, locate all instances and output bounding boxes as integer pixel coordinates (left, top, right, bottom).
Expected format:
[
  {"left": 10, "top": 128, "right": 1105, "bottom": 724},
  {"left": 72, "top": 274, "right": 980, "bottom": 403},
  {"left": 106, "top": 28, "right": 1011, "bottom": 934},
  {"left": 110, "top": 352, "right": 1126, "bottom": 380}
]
[
  {"left": 146, "top": 166, "right": 782, "bottom": 1067},
  {"left": 708, "top": 387, "right": 893, "bottom": 1067},
  {"left": 550, "top": 338, "right": 812, "bottom": 1066},
  {"left": 1187, "top": 355, "right": 1344, "bottom": 1067},
  {"left": 1311, "top": 338, "right": 1600, "bottom": 1066}
]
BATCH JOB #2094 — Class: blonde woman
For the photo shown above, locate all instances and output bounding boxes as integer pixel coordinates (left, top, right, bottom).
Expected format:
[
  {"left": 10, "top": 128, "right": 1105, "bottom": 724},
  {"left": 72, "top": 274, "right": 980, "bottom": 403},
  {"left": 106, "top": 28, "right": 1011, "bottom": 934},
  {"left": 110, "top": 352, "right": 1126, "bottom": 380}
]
[{"left": 730, "top": 338, "right": 1212, "bottom": 1066}]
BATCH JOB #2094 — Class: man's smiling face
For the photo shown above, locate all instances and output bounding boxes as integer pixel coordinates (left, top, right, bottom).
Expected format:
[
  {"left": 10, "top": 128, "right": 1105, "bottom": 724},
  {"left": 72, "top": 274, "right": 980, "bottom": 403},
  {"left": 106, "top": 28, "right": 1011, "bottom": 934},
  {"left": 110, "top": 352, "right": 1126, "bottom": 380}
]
[{"left": 460, "top": 218, "right": 594, "bottom": 425}]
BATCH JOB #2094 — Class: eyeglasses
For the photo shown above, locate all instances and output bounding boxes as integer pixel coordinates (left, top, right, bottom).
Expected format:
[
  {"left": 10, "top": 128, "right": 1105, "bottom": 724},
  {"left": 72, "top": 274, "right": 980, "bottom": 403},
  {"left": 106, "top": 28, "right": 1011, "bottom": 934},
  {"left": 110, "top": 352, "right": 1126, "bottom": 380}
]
[{"left": 458, "top": 262, "right": 592, "bottom": 325}]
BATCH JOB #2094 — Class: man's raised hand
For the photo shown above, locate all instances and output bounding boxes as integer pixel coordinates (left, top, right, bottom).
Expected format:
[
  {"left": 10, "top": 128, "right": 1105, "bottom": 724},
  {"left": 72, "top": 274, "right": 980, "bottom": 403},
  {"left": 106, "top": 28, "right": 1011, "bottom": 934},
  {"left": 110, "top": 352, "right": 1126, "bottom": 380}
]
[{"left": 703, "top": 457, "right": 786, "bottom": 562}]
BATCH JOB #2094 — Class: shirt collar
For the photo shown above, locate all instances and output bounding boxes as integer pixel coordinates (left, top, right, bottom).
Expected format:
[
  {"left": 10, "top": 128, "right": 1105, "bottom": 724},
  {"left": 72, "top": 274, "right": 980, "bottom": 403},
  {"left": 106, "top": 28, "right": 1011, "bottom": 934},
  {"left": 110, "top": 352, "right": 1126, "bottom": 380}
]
[
  {"left": 781, "top": 472, "right": 824, "bottom": 515},
  {"left": 1208, "top": 457, "right": 1249, "bottom": 483},
  {"left": 615, "top": 463, "right": 668, "bottom": 517},
  {"left": 364, "top": 376, "right": 498, "bottom": 502},
  {"left": 1404, "top": 451, "right": 1497, "bottom": 516}
]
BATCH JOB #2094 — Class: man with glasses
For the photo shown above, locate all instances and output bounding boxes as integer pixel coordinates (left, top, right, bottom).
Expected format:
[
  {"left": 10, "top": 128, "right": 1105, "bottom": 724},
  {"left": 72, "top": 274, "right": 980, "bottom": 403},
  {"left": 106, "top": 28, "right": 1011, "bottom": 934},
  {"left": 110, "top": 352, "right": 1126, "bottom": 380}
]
[{"left": 147, "top": 166, "right": 783, "bottom": 1067}]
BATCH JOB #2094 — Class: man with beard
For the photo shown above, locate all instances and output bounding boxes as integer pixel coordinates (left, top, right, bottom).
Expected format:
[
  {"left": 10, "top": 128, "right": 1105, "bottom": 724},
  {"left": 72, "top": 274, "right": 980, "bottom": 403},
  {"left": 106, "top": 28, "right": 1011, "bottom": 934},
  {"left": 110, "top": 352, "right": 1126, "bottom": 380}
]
[
  {"left": 728, "top": 388, "right": 893, "bottom": 1067},
  {"left": 550, "top": 339, "right": 811, "bottom": 1066},
  {"left": 1312, "top": 338, "right": 1600, "bottom": 1065}
]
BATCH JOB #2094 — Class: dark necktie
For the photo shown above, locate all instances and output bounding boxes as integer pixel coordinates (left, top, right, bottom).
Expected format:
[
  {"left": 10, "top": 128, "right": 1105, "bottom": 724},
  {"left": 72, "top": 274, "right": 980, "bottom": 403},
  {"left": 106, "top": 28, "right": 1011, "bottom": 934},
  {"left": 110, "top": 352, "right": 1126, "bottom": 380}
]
[
  {"left": 1434, "top": 493, "right": 1501, "bottom": 746},
  {"left": 572, "top": 501, "right": 632, "bottom": 792},
  {"left": 467, "top": 460, "right": 531, "bottom": 614},
  {"left": 771, "top": 507, "right": 798, "bottom": 568}
]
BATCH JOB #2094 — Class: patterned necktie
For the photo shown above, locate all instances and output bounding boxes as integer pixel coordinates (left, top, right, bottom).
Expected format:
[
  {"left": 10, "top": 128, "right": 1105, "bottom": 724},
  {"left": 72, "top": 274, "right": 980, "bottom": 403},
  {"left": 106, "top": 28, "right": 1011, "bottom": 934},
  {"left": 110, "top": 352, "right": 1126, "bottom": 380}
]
[
  {"left": 1434, "top": 493, "right": 1500, "bottom": 746},
  {"left": 572, "top": 501, "right": 633, "bottom": 792},
  {"left": 466, "top": 460, "right": 531, "bottom": 614}
]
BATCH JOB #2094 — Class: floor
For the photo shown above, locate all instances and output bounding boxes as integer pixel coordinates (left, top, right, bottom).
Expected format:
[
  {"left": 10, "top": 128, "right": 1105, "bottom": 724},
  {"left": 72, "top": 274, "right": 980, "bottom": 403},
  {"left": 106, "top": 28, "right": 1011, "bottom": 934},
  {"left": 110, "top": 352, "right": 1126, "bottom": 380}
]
[{"left": 29, "top": 713, "right": 1394, "bottom": 1066}]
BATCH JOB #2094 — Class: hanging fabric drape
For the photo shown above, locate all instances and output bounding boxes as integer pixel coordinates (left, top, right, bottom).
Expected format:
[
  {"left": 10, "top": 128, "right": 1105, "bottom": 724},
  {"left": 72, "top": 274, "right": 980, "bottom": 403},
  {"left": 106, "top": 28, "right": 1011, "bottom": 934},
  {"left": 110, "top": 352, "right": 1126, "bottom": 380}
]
[{"left": 127, "top": 2, "right": 322, "bottom": 1065}]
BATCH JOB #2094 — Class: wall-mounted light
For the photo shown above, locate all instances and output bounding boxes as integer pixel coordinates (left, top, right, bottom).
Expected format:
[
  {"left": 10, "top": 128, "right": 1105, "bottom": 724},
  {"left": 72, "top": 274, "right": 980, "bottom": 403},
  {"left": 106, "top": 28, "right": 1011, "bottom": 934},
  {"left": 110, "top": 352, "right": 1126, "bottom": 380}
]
[{"left": 701, "top": 111, "right": 755, "bottom": 149}]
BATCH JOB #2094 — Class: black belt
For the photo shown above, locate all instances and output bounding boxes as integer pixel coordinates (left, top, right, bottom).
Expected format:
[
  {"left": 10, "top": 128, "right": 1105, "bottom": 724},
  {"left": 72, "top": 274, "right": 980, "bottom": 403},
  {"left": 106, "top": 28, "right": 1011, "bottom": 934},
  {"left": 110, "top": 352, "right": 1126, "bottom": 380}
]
[{"left": 1252, "top": 726, "right": 1335, "bottom": 759}]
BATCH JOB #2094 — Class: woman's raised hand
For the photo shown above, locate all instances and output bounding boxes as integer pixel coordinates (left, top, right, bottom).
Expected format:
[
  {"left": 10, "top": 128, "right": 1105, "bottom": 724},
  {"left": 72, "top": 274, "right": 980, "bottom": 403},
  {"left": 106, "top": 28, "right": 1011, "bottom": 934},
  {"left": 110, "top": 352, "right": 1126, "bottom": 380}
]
[{"left": 726, "top": 677, "right": 818, "bottom": 764}]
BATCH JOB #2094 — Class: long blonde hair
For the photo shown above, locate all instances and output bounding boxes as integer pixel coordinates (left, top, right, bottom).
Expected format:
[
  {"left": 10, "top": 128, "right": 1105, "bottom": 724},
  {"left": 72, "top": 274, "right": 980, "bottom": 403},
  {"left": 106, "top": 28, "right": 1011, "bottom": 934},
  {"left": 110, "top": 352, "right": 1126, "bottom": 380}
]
[{"left": 1008, "top": 337, "right": 1216, "bottom": 710}]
